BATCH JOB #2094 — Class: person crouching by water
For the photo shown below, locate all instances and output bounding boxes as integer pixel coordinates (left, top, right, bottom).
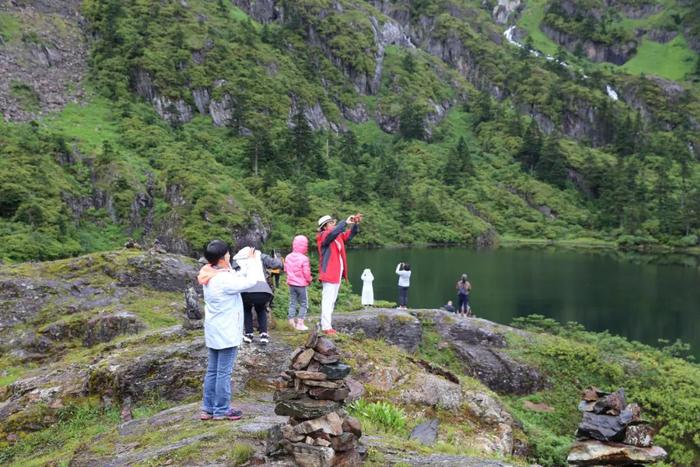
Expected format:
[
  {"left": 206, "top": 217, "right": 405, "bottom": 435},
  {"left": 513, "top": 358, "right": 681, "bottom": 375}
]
[
  {"left": 456, "top": 273, "right": 472, "bottom": 316},
  {"left": 197, "top": 240, "right": 256, "bottom": 421},
  {"left": 284, "top": 235, "right": 312, "bottom": 331},
  {"left": 395, "top": 262, "right": 411, "bottom": 310},
  {"left": 232, "top": 245, "right": 283, "bottom": 345},
  {"left": 316, "top": 213, "right": 361, "bottom": 336}
]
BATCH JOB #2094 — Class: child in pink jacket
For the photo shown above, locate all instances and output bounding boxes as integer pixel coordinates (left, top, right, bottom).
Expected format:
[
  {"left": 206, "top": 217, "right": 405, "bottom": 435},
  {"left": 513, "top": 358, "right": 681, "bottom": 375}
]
[{"left": 284, "top": 235, "right": 312, "bottom": 331}]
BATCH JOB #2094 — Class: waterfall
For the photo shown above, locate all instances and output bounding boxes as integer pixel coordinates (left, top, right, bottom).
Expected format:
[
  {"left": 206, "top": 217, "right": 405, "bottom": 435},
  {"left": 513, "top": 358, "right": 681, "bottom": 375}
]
[{"left": 503, "top": 26, "right": 620, "bottom": 101}]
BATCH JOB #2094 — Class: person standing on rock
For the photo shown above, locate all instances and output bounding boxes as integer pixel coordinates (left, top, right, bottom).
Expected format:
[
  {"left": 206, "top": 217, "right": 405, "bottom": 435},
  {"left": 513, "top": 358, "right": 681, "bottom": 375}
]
[
  {"left": 232, "top": 245, "right": 283, "bottom": 345},
  {"left": 197, "top": 240, "right": 256, "bottom": 421},
  {"left": 360, "top": 268, "right": 374, "bottom": 306},
  {"left": 395, "top": 262, "right": 411, "bottom": 309},
  {"left": 284, "top": 235, "right": 312, "bottom": 331},
  {"left": 456, "top": 273, "right": 472, "bottom": 316},
  {"left": 316, "top": 213, "right": 361, "bottom": 336}
]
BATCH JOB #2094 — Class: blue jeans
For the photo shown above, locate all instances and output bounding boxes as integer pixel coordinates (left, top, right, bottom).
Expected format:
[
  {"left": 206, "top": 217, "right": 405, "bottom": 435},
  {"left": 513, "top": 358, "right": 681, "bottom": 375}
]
[{"left": 202, "top": 346, "right": 238, "bottom": 416}]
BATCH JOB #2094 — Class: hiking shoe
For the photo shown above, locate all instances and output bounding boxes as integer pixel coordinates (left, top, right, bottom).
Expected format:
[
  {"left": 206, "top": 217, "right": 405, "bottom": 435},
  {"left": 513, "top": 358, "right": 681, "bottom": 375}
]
[
  {"left": 288, "top": 318, "right": 296, "bottom": 329},
  {"left": 322, "top": 329, "right": 337, "bottom": 336},
  {"left": 296, "top": 319, "right": 309, "bottom": 331},
  {"left": 243, "top": 333, "right": 253, "bottom": 344},
  {"left": 259, "top": 332, "right": 269, "bottom": 345},
  {"left": 199, "top": 411, "right": 213, "bottom": 421},
  {"left": 213, "top": 408, "right": 243, "bottom": 421}
]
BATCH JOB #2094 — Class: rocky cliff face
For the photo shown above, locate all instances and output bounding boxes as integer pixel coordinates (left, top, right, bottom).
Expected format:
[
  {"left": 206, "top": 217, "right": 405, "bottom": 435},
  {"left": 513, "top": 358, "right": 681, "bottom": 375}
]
[
  {"left": 541, "top": 25, "right": 637, "bottom": 65},
  {"left": 492, "top": 0, "right": 523, "bottom": 25},
  {"left": 0, "top": 1, "right": 87, "bottom": 122}
]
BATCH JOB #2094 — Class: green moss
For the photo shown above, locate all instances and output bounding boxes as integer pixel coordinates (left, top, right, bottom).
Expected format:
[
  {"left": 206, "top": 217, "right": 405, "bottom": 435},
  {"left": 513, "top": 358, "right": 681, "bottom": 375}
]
[
  {"left": 0, "top": 12, "right": 21, "bottom": 43},
  {"left": 9, "top": 82, "right": 40, "bottom": 112},
  {"left": 0, "top": 400, "right": 120, "bottom": 466}
]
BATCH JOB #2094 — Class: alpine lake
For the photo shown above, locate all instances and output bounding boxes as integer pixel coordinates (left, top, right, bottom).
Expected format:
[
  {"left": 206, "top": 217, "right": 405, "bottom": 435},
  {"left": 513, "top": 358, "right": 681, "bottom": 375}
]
[{"left": 346, "top": 246, "right": 700, "bottom": 359}]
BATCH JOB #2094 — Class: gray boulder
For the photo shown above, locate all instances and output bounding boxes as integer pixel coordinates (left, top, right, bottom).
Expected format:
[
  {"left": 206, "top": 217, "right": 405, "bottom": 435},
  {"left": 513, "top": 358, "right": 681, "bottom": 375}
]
[
  {"left": 400, "top": 373, "right": 462, "bottom": 410},
  {"left": 409, "top": 419, "right": 439, "bottom": 445},
  {"left": 429, "top": 311, "right": 546, "bottom": 395},
  {"left": 332, "top": 309, "right": 422, "bottom": 353},
  {"left": 83, "top": 311, "right": 146, "bottom": 346},
  {"left": 87, "top": 333, "right": 292, "bottom": 403},
  {"left": 184, "top": 286, "right": 202, "bottom": 320},
  {"left": 567, "top": 440, "right": 667, "bottom": 465},
  {"left": 576, "top": 411, "right": 628, "bottom": 442},
  {"left": 112, "top": 253, "right": 199, "bottom": 292},
  {"left": 451, "top": 342, "right": 546, "bottom": 395}
]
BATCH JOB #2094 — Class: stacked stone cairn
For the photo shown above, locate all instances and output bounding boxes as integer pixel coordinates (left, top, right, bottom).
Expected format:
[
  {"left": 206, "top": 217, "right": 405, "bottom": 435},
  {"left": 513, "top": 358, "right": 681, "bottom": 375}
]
[
  {"left": 266, "top": 330, "right": 365, "bottom": 467},
  {"left": 567, "top": 387, "right": 667, "bottom": 465}
]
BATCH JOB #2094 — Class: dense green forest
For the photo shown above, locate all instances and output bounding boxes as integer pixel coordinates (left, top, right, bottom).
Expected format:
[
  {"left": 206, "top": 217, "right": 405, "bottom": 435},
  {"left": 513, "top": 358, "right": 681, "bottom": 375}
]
[{"left": 1, "top": 0, "right": 700, "bottom": 262}]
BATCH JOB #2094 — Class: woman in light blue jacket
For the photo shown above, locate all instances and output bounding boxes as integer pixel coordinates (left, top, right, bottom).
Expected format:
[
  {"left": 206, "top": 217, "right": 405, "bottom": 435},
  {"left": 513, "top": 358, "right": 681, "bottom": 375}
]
[{"left": 197, "top": 240, "right": 256, "bottom": 421}]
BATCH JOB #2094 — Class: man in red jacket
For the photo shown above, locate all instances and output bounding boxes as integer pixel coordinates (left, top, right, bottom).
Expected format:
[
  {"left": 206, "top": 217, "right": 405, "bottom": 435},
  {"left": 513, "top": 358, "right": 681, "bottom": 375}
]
[{"left": 316, "top": 213, "right": 361, "bottom": 335}]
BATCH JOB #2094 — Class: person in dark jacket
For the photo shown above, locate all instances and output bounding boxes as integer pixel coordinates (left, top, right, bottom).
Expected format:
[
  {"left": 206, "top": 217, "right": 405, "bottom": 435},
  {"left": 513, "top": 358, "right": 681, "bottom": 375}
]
[
  {"left": 315, "top": 213, "right": 361, "bottom": 335},
  {"left": 232, "top": 246, "right": 283, "bottom": 345}
]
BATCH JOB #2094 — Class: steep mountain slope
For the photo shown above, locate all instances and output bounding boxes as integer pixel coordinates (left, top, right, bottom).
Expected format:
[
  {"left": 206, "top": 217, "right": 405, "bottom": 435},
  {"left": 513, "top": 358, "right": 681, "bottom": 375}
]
[{"left": 0, "top": 0, "right": 699, "bottom": 262}]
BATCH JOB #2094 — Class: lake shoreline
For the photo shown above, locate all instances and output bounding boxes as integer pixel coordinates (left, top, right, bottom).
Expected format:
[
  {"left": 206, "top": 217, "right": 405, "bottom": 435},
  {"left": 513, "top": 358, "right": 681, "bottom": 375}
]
[{"left": 349, "top": 237, "right": 700, "bottom": 256}]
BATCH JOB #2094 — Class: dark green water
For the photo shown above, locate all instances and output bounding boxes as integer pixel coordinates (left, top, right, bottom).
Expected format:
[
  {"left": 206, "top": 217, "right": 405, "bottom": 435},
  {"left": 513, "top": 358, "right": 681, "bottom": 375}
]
[{"left": 346, "top": 247, "right": 700, "bottom": 358}]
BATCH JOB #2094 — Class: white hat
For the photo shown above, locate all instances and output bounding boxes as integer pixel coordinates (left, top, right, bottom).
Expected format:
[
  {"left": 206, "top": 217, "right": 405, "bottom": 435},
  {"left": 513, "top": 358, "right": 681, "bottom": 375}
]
[{"left": 317, "top": 215, "right": 334, "bottom": 231}]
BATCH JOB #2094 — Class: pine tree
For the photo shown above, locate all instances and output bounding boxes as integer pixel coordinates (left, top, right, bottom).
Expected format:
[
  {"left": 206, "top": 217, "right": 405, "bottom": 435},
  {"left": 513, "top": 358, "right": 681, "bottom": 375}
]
[
  {"left": 535, "top": 134, "right": 568, "bottom": 188},
  {"left": 290, "top": 183, "right": 311, "bottom": 217},
  {"left": 473, "top": 90, "right": 493, "bottom": 126},
  {"left": 244, "top": 129, "right": 275, "bottom": 178},
  {"left": 614, "top": 114, "right": 635, "bottom": 156},
  {"left": 339, "top": 130, "right": 360, "bottom": 165},
  {"left": 399, "top": 101, "right": 426, "bottom": 141},
  {"left": 517, "top": 120, "right": 542, "bottom": 171},
  {"left": 374, "top": 147, "right": 399, "bottom": 199},
  {"left": 444, "top": 137, "right": 474, "bottom": 186},
  {"left": 596, "top": 99, "right": 615, "bottom": 145},
  {"left": 402, "top": 52, "right": 416, "bottom": 73},
  {"left": 284, "top": 109, "right": 321, "bottom": 178}
]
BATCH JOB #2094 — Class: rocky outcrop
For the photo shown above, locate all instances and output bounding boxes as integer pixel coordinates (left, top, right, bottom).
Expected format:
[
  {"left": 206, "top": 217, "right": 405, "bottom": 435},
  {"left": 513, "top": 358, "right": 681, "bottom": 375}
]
[
  {"left": 83, "top": 311, "right": 145, "bottom": 346},
  {"left": 232, "top": 0, "right": 283, "bottom": 24},
  {"left": 555, "top": 0, "right": 660, "bottom": 21},
  {"left": 132, "top": 68, "right": 193, "bottom": 125},
  {"left": 336, "top": 105, "right": 365, "bottom": 127},
  {"left": 644, "top": 28, "right": 678, "bottom": 43},
  {"left": 541, "top": 25, "right": 637, "bottom": 65},
  {"left": 492, "top": 0, "right": 522, "bottom": 25},
  {"left": 332, "top": 309, "right": 422, "bottom": 353},
  {"left": 110, "top": 252, "right": 199, "bottom": 292},
  {"left": 423, "top": 311, "right": 546, "bottom": 395},
  {"left": 86, "top": 330, "right": 292, "bottom": 404},
  {"left": 0, "top": 1, "right": 87, "bottom": 122},
  {"left": 618, "top": 76, "right": 688, "bottom": 131},
  {"left": 289, "top": 95, "right": 336, "bottom": 131}
]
